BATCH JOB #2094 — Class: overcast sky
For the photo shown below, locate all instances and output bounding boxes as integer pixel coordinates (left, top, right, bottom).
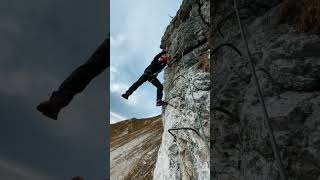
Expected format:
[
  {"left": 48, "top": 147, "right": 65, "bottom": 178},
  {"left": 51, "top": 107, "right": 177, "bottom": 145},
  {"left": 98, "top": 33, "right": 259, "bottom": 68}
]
[
  {"left": 110, "top": 0, "right": 182, "bottom": 124},
  {"left": 0, "top": 0, "right": 108, "bottom": 179}
]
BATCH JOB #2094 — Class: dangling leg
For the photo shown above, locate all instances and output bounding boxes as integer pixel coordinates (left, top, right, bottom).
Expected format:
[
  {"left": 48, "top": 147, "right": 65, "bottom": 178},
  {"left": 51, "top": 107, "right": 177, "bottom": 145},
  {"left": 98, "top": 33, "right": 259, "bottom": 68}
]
[
  {"left": 122, "top": 73, "right": 148, "bottom": 99},
  {"left": 37, "top": 39, "right": 108, "bottom": 120}
]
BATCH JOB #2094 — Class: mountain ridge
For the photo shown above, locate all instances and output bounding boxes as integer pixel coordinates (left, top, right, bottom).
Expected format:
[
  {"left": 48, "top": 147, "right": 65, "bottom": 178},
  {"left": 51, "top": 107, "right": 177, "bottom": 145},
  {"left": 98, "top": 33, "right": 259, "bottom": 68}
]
[{"left": 110, "top": 115, "right": 163, "bottom": 180}]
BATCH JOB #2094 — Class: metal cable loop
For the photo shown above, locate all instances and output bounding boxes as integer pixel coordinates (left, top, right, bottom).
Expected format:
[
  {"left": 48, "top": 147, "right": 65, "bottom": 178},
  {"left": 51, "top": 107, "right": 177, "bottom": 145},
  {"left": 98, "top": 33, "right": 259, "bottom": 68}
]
[
  {"left": 168, "top": 127, "right": 202, "bottom": 140},
  {"left": 211, "top": 43, "right": 242, "bottom": 57}
]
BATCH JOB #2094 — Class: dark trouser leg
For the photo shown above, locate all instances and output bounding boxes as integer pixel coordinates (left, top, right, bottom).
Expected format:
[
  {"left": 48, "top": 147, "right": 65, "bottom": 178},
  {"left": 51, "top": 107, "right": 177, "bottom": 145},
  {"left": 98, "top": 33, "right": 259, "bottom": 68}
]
[
  {"left": 127, "top": 73, "right": 148, "bottom": 95},
  {"left": 37, "top": 39, "right": 109, "bottom": 120},
  {"left": 149, "top": 77, "right": 163, "bottom": 100},
  {"left": 51, "top": 39, "right": 109, "bottom": 107}
]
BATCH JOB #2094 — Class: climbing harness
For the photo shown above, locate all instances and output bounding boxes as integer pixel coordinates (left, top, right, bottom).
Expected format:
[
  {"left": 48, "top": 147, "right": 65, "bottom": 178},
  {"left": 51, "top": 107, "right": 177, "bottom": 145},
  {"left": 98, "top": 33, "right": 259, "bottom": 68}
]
[{"left": 212, "top": 0, "right": 287, "bottom": 179}]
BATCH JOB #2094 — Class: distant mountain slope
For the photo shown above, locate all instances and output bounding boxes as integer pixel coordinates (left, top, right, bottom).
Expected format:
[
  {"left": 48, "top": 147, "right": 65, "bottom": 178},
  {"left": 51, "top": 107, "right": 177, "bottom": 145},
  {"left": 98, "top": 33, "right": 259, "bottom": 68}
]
[{"left": 110, "top": 116, "right": 163, "bottom": 180}]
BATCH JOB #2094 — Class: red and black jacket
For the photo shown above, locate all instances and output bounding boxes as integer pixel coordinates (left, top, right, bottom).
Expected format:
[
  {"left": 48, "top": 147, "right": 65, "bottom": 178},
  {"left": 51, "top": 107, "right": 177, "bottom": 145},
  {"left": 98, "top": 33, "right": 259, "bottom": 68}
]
[{"left": 144, "top": 50, "right": 168, "bottom": 75}]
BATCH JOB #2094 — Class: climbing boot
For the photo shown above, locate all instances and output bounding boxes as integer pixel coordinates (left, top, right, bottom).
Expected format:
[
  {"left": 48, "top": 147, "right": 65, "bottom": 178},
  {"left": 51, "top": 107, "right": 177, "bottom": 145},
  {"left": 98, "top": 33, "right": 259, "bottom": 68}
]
[
  {"left": 121, "top": 92, "right": 131, "bottom": 99},
  {"left": 36, "top": 100, "right": 62, "bottom": 120},
  {"left": 156, "top": 100, "right": 168, "bottom": 106}
]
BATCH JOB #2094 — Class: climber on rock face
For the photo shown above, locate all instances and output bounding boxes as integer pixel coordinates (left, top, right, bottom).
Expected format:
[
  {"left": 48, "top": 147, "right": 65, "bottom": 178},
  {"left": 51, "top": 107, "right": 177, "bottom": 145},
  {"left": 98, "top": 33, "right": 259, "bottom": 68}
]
[
  {"left": 36, "top": 38, "right": 109, "bottom": 120},
  {"left": 121, "top": 48, "right": 169, "bottom": 106}
]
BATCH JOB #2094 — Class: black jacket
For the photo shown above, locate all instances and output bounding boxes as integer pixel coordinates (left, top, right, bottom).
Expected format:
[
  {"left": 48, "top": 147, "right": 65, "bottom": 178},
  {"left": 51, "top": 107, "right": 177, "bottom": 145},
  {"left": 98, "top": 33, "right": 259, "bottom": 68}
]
[{"left": 145, "top": 51, "right": 167, "bottom": 74}]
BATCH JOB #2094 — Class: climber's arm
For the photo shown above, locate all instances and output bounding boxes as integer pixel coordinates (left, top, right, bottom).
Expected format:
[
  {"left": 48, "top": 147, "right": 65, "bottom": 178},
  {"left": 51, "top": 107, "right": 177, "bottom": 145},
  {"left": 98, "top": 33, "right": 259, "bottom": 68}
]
[{"left": 153, "top": 50, "right": 167, "bottom": 61}]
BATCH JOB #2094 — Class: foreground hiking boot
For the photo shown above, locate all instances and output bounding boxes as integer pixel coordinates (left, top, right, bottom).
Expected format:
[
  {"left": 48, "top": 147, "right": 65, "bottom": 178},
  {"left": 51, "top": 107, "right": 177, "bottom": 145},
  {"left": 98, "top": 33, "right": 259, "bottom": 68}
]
[
  {"left": 156, "top": 100, "right": 168, "bottom": 106},
  {"left": 121, "top": 92, "right": 130, "bottom": 99},
  {"left": 36, "top": 100, "right": 61, "bottom": 120}
]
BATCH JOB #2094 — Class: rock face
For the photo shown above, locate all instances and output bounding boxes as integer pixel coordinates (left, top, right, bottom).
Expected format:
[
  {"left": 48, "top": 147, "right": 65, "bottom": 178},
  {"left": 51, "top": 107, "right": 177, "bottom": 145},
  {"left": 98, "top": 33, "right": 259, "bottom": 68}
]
[
  {"left": 110, "top": 116, "right": 163, "bottom": 180},
  {"left": 153, "top": 0, "right": 210, "bottom": 179},
  {"left": 211, "top": 0, "right": 320, "bottom": 179}
]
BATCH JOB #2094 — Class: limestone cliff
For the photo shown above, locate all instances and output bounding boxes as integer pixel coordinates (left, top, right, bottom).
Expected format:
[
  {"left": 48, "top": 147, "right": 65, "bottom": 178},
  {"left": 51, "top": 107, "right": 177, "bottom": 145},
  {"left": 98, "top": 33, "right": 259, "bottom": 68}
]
[
  {"left": 153, "top": 0, "right": 210, "bottom": 179},
  {"left": 211, "top": 0, "right": 320, "bottom": 179}
]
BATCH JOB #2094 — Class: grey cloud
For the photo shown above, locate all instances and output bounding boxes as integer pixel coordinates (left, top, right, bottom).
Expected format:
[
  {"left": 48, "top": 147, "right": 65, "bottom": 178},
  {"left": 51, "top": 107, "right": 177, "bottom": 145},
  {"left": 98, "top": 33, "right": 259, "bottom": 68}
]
[
  {"left": 0, "top": 0, "right": 109, "bottom": 179},
  {"left": 110, "top": 0, "right": 182, "bottom": 122},
  {"left": 0, "top": 158, "right": 53, "bottom": 180}
]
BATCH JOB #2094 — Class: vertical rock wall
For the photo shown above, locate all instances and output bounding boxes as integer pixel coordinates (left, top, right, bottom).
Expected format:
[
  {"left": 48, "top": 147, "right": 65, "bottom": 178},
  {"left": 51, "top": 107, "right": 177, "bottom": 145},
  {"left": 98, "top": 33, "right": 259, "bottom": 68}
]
[
  {"left": 211, "top": 0, "right": 320, "bottom": 179},
  {"left": 153, "top": 0, "right": 210, "bottom": 179}
]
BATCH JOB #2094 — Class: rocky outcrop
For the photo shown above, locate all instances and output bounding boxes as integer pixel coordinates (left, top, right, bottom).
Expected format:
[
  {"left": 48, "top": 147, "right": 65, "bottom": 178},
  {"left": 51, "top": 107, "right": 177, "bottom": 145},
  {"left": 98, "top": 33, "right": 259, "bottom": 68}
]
[
  {"left": 153, "top": 0, "right": 210, "bottom": 179},
  {"left": 211, "top": 0, "right": 320, "bottom": 179},
  {"left": 110, "top": 116, "right": 163, "bottom": 180}
]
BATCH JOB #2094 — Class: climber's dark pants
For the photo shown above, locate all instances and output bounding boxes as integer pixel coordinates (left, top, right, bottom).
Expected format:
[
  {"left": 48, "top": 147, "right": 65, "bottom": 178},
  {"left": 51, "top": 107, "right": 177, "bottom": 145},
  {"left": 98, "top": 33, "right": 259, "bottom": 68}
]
[
  {"left": 50, "top": 39, "right": 109, "bottom": 107},
  {"left": 127, "top": 73, "right": 163, "bottom": 100}
]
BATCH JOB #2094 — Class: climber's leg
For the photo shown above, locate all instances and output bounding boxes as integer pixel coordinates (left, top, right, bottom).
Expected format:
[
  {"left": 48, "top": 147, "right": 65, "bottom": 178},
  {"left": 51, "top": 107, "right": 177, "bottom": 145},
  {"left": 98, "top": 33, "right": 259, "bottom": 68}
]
[
  {"left": 149, "top": 77, "right": 167, "bottom": 106},
  {"left": 37, "top": 39, "right": 108, "bottom": 120},
  {"left": 122, "top": 73, "right": 148, "bottom": 99},
  {"left": 149, "top": 77, "right": 163, "bottom": 100}
]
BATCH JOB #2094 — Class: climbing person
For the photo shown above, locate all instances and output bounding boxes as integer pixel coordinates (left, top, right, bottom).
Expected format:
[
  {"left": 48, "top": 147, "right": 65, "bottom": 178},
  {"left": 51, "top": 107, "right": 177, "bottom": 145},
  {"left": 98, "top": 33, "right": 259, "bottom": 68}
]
[
  {"left": 36, "top": 38, "right": 109, "bottom": 120},
  {"left": 121, "top": 49, "right": 169, "bottom": 106}
]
